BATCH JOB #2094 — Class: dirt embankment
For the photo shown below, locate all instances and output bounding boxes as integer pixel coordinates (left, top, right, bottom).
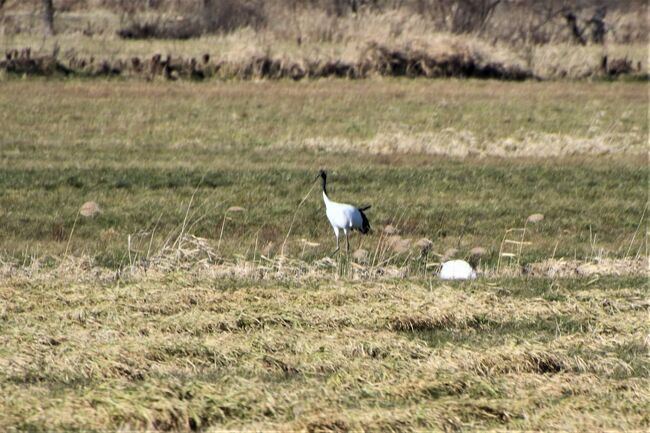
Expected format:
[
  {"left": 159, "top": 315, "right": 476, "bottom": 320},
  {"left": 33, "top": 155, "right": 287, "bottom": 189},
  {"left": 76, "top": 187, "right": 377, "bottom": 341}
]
[
  {"left": 1, "top": 41, "right": 535, "bottom": 81},
  {"left": 2, "top": 40, "right": 643, "bottom": 81}
]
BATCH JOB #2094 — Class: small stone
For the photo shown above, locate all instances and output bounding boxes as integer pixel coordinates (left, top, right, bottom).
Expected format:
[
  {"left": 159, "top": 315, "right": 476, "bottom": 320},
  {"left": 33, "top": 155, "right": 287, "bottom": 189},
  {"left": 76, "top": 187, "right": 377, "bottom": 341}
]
[
  {"left": 383, "top": 224, "right": 398, "bottom": 235},
  {"left": 387, "top": 235, "right": 411, "bottom": 253},
  {"left": 227, "top": 206, "right": 245, "bottom": 212},
  {"left": 469, "top": 246, "right": 487, "bottom": 256},
  {"left": 261, "top": 241, "right": 274, "bottom": 256},
  {"left": 100, "top": 227, "right": 118, "bottom": 242},
  {"left": 443, "top": 248, "right": 459, "bottom": 260},
  {"left": 80, "top": 201, "right": 101, "bottom": 217},
  {"left": 415, "top": 238, "right": 433, "bottom": 255},
  {"left": 527, "top": 213, "right": 544, "bottom": 223},
  {"left": 353, "top": 248, "right": 369, "bottom": 262}
]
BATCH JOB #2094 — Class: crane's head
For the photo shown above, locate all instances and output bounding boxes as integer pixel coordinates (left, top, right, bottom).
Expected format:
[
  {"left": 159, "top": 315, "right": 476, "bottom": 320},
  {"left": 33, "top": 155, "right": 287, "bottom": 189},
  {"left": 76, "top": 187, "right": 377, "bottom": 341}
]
[{"left": 314, "top": 169, "right": 327, "bottom": 183}]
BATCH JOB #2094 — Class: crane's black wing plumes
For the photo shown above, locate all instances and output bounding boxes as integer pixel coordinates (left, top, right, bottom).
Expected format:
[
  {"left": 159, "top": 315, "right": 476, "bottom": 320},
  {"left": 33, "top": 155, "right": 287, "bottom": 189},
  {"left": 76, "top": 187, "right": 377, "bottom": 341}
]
[{"left": 357, "top": 205, "right": 371, "bottom": 234}]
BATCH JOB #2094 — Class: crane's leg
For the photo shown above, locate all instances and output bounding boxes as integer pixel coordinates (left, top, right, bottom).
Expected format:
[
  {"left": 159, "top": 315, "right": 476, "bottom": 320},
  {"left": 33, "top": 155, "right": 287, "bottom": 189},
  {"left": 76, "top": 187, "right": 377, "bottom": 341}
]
[
  {"left": 331, "top": 227, "right": 340, "bottom": 256},
  {"left": 344, "top": 229, "right": 350, "bottom": 253}
]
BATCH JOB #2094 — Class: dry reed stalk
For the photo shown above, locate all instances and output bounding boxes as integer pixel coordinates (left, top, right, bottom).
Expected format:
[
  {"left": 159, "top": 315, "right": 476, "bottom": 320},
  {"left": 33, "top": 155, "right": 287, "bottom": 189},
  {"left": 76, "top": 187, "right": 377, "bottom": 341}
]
[
  {"left": 376, "top": 251, "right": 405, "bottom": 268},
  {"left": 370, "top": 228, "right": 385, "bottom": 269},
  {"left": 372, "top": 210, "right": 407, "bottom": 268},
  {"left": 497, "top": 227, "right": 530, "bottom": 273},
  {"left": 146, "top": 212, "right": 164, "bottom": 260},
  {"left": 216, "top": 211, "right": 229, "bottom": 253},
  {"left": 174, "top": 175, "right": 204, "bottom": 251},
  {"left": 252, "top": 228, "right": 261, "bottom": 264},
  {"left": 128, "top": 234, "right": 132, "bottom": 267},
  {"left": 184, "top": 202, "right": 215, "bottom": 235},
  {"left": 633, "top": 229, "right": 647, "bottom": 261},
  {"left": 280, "top": 181, "right": 316, "bottom": 257},
  {"left": 518, "top": 221, "right": 528, "bottom": 265},
  {"left": 551, "top": 240, "right": 560, "bottom": 260},
  {"left": 399, "top": 251, "right": 413, "bottom": 269},
  {"left": 63, "top": 210, "right": 80, "bottom": 260},
  {"left": 625, "top": 203, "right": 647, "bottom": 258}
]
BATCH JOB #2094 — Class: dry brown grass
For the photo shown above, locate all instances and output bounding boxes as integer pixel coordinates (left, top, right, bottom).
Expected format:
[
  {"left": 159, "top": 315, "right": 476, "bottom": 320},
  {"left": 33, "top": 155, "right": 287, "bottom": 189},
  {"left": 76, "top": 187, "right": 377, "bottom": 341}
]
[
  {"left": 0, "top": 34, "right": 532, "bottom": 80},
  {"left": 1, "top": 244, "right": 647, "bottom": 289},
  {"left": 277, "top": 128, "right": 646, "bottom": 158},
  {"left": 523, "top": 257, "right": 650, "bottom": 278},
  {"left": 1, "top": 7, "right": 647, "bottom": 80},
  {"left": 1, "top": 253, "right": 647, "bottom": 431}
]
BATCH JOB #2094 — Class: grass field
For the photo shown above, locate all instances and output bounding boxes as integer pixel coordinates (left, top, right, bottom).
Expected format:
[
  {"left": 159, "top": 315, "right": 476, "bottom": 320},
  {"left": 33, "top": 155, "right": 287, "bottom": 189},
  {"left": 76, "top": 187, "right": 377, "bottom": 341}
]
[
  {"left": 2, "top": 271, "right": 648, "bottom": 431},
  {"left": 0, "top": 77, "right": 648, "bottom": 431},
  {"left": 0, "top": 79, "right": 647, "bottom": 266}
]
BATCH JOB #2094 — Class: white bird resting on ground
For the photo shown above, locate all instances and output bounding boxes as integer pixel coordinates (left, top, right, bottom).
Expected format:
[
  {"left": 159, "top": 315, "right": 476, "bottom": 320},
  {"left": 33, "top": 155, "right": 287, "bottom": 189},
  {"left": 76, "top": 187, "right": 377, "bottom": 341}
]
[
  {"left": 315, "top": 170, "right": 371, "bottom": 255},
  {"left": 439, "top": 259, "right": 477, "bottom": 280}
]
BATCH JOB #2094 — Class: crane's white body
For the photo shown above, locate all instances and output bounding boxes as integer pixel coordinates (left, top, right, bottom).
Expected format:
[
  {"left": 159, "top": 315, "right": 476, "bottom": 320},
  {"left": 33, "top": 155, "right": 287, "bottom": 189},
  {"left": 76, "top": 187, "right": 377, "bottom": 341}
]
[
  {"left": 439, "top": 260, "right": 477, "bottom": 280},
  {"left": 324, "top": 192, "right": 365, "bottom": 231},
  {"left": 317, "top": 171, "right": 371, "bottom": 254}
]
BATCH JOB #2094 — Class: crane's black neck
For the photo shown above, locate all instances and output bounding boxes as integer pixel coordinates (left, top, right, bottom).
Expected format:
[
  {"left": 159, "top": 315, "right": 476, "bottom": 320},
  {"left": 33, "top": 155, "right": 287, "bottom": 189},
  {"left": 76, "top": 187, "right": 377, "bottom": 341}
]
[{"left": 320, "top": 174, "right": 328, "bottom": 197}]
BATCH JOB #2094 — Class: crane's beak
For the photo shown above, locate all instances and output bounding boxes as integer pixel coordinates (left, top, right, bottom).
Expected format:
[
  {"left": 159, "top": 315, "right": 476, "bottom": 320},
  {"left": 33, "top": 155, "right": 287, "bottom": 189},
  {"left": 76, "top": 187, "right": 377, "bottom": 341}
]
[{"left": 313, "top": 174, "right": 321, "bottom": 183}]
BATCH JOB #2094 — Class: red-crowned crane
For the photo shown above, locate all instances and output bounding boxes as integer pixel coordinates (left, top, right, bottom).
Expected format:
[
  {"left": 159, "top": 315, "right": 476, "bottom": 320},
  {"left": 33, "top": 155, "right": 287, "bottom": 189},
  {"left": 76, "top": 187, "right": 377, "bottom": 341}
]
[{"left": 315, "top": 170, "right": 371, "bottom": 255}]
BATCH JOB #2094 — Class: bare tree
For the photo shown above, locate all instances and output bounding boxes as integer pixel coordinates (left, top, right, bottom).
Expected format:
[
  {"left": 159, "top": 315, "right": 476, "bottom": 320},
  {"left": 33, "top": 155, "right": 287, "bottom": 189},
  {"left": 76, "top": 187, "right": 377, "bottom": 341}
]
[
  {"left": 414, "top": 0, "right": 502, "bottom": 34},
  {"left": 564, "top": 11, "right": 586, "bottom": 45},
  {"left": 587, "top": 6, "right": 606, "bottom": 44},
  {"left": 202, "top": 0, "right": 266, "bottom": 34},
  {"left": 42, "top": 0, "right": 54, "bottom": 35}
]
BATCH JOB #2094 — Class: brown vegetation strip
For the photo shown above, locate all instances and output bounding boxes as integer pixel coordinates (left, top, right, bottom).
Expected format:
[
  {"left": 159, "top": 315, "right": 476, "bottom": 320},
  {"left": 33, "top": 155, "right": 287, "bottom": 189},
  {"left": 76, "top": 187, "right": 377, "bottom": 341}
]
[
  {"left": 3, "top": 45, "right": 645, "bottom": 81},
  {"left": 1, "top": 253, "right": 647, "bottom": 286},
  {"left": 1, "top": 42, "right": 533, "bottom": 80}
]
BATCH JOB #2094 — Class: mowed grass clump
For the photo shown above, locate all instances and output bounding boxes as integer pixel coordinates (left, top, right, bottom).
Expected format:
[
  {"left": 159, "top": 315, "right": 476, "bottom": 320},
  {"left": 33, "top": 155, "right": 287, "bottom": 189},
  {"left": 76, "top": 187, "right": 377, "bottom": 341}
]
[{"left": 1, "top": 271, "right": 648, "bottom": 431}]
